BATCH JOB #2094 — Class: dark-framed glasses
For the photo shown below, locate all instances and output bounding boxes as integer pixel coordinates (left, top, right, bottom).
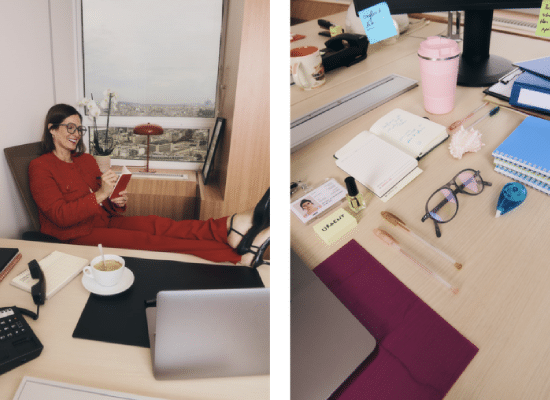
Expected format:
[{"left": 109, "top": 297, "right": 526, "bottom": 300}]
[
  {"left": 58, "top": 123, "right": 87, "bottom": 135},
  {"left": 421, "top": 169, "right": 492, "bottom": 237}
]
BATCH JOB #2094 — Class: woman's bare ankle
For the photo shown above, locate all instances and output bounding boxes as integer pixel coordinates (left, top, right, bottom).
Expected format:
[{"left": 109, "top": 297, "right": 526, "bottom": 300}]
[
  {"left": 226, "top": 209, "right": 254, "bottom": 249},
  {"left": 239, "top": 227, "right": 270, "bottom": 267}
]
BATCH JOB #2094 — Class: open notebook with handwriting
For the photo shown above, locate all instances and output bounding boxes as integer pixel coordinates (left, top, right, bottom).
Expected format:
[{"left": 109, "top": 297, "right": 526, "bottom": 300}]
[{"left": 334, "top": 108, "right": 447, "bottom": 199}]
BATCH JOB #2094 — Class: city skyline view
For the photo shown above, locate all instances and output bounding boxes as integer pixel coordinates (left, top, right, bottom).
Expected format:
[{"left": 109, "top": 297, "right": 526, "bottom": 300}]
[{"left": 89, "top": 126, "right": 209, "bottom": 163}]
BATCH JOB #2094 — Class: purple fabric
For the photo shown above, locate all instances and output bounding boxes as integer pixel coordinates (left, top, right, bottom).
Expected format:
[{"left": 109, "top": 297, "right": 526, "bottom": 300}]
[{"left": 314, "top": 240, "right": 478, "bottom": 400}]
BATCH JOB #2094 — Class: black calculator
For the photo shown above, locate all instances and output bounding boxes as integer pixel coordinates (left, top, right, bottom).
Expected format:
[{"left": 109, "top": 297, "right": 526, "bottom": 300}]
[{"left": 0, "top": 306, "right": 43, "bottom": 375}]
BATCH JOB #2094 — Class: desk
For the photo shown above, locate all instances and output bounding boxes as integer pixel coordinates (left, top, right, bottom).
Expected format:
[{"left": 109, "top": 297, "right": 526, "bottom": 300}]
[
  {"left": 0, "top": 239, "right": 269, "bottom": 400},
  {"left": 291, "top": 13, "right": 550, "bottom": 399}
]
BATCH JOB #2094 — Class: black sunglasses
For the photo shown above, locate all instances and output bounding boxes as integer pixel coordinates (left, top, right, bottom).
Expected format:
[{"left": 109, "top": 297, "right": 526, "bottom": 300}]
[{"left": 421, "top": 169, "right": 492, "bottom": 237}]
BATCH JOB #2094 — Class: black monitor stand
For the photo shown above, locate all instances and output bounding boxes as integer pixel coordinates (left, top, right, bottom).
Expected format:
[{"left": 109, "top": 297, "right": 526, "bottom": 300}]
[{"left": 458, "top": 9, "right": 514, "bottom": 87}]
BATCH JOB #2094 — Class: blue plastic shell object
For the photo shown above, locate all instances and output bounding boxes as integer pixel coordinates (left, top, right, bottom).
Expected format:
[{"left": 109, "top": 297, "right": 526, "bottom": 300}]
[{"left": 496, "top": 182, "right": 527, "bottom": 217}]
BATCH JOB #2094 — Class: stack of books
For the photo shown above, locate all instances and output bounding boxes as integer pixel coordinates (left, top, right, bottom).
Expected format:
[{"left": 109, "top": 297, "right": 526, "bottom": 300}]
[
  {"left": 492, "top": 116, "right": 550, "bottom": 194},
  {"left": 484, "top": 56, "right": 550, "bottom": 117},
  {"left": 508, "top": 56, "right": 550, "bottom": 114}
]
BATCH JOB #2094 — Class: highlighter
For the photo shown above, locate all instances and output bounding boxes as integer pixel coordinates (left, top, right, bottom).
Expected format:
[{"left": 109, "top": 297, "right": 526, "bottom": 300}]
[{"left": 496, "top": 182, "right": 527, "bottom": 217}]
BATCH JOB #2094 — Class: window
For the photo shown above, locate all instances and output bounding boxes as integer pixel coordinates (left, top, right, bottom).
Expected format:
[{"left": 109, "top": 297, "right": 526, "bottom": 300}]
[{"left": 78, "top": 0, "right": 225, "bottom": 169}]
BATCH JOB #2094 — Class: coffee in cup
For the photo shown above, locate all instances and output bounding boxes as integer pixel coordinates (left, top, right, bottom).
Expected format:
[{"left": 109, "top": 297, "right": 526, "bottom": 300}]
[
  {"left": 84, "top": 254, "right": 125, "bottom": 287},
  {"left": 94, "top": 259, "right": 123, "bottom": 272}
]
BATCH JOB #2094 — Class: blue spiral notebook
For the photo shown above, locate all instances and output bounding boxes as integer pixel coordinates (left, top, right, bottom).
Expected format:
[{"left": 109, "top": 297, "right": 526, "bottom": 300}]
[
  {"left": 492, "top": 116, "right": 550, "bottom": 178},
  {"left": 494, "top": 164, "right": 550, "bottom": 195}
]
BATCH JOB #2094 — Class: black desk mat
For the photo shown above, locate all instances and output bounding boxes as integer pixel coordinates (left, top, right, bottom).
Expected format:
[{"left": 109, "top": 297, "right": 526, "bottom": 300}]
[{"left": 72, "top": 256, "right": 264, "bottom": 348}]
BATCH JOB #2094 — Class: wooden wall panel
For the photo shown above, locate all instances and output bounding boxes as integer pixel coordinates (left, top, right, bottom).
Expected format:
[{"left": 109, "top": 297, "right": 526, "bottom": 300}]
[{"left": 200, "top": 0, "right": 270, "bottom": 220}]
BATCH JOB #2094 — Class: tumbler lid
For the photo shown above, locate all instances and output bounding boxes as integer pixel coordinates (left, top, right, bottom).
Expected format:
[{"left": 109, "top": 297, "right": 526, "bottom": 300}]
[{"left": 418, "top": 36, "right": 460, "bottom": 61}]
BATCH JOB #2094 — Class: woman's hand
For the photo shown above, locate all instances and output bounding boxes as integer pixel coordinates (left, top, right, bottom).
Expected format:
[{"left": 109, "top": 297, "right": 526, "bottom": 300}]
[
  {"left": 111, "top": 190, "right": 128, "bottom": 208},
  {"left": 95, "top": 169, "right": 118, "bottom": 204}
]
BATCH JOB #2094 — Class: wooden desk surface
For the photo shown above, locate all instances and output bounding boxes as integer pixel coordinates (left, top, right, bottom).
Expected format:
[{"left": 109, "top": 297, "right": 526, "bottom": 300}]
[
  {"left": 291, "top": 14, "right": 550, "bottom": 399},
  {"left": 0, "top": 239, "right": 269, "bottom": 400}
]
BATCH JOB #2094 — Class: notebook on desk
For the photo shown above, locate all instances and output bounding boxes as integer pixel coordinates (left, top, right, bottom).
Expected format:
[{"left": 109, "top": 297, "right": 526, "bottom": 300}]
[
  {"left": 10, "top": 251, "right": 89, "bottom": 299},
  {"left": 492, "top": 116, "right": 550, "bottom": 176},
  {"left": 334, "top": 109, "right": 447, "bottom": 199},
  {"left": 145, "top": 288, "right": 270, "bottom": 380}
]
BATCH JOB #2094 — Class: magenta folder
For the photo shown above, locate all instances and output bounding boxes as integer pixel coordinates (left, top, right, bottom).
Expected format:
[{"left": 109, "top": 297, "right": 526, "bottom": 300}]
[{"left": 314, "top": 240, "right": 478, "bottom": 400}]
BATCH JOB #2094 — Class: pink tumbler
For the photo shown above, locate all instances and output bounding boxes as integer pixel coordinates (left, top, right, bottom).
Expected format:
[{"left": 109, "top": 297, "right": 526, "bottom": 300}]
[{"left": 418, "top": 37, "right": 460, "bottom": 114}]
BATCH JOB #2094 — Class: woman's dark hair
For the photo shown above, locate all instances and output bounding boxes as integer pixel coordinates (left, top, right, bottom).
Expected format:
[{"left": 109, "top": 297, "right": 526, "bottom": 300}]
[
  {"left": 300, "top": 199, "right": 313, "bottom": 209},
  {"left": 41, "top": 104, "right": 86, "bottom": 155}
]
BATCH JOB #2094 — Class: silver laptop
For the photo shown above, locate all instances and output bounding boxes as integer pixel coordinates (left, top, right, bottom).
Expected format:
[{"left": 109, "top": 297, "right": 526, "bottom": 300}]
[
  {"left": 291, "top": 250, "right": 376, "bottom": 400},
  {"left": 145, "top": 288, "right": 270, "bottom": 380}
]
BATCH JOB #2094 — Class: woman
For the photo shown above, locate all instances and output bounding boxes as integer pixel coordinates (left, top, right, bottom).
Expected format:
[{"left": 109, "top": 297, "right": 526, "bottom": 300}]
[
  {"left": 300, "top": 199, "right": 319, "bottom": 217},
  {"left": 29, "top": 104, "right": 270, "bottom": 267}
]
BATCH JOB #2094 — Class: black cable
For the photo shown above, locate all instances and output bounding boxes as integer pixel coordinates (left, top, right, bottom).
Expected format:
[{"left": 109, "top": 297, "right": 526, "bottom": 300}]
[{"left": 16, "top": 306, "right": 39, "bottom": 320}]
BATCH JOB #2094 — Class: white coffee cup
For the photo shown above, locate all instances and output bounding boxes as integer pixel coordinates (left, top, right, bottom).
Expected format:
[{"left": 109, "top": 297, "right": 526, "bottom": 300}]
[
  {"left": 84, "top": 254, "right": 125, "bottom": 287},
  {"left": 291, "top": 46, "right": 326, "bottom": 90}
]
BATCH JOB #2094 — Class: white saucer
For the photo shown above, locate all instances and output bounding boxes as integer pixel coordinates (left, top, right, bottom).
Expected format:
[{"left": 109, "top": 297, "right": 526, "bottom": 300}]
[{"left": 81, "top": 267, "right": 135, "bottom": 296}]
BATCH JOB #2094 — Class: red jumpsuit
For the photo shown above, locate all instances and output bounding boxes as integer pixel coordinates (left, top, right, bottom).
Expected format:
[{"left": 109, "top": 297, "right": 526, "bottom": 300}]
[{"left": 28, "top": 152, "right": 240, "bottom": 263}]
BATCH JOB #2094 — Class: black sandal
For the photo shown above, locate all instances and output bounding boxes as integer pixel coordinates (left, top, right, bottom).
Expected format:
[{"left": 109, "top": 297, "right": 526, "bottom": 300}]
[
  {"left": 228, "top": 214, "right": 270, "bottom": 268},
  {"left": 249, "top": 237, "right": 270, "bottom": 269},
  {"left": 235, "top": 188, "right": 270, "bottom": 255}
]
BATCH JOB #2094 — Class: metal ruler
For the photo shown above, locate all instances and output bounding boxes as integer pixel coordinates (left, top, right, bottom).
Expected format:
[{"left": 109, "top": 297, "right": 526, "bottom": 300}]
[{"left": 291, "top": 74, "right": 418, "bottom": 152}]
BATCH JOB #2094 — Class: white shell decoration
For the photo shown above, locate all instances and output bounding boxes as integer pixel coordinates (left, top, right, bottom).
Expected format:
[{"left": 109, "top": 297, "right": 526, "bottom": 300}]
[{"left": 449, "top": 126, "right": 485, "bottom": 159}]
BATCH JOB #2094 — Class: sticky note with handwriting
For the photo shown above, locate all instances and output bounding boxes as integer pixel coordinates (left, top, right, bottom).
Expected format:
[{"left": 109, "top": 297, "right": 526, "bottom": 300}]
[
  {"left": 358, "top": 2, "right": 397, "bottom": 44},
  {"left": 536, "top": 0, "right": 550, "bottom": 37},
  {"left": 313, "top": 208, "right": 357, "bottom": 245}
]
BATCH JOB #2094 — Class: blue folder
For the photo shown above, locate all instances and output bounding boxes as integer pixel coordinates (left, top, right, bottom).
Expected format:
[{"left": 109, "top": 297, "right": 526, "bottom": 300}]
[
  {"left": 509, "top": 71, "right": 550, "bottom": 113},
  {"left": 514, "top": 56, "right": 550, "bottom": 80}
]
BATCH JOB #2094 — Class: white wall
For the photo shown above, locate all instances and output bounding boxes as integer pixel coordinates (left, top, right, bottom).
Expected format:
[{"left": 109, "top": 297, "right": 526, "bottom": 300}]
[{"left": 1, "top": 0, "right": 77, "bottom": 238}]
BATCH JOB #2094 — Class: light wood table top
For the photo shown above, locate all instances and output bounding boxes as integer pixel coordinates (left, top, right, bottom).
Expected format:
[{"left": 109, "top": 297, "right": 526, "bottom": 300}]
[
  {"left": 0, "top": 239, "right": 269, "bottom": 400},
  {"left": 291, "top": 13, "right": 550, "bottom": 399}
]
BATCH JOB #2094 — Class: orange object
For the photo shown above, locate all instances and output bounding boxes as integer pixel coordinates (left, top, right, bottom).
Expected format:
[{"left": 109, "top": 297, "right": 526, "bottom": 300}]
[{"left": 133, "top": 123, "right": 163, "bottom": 173}]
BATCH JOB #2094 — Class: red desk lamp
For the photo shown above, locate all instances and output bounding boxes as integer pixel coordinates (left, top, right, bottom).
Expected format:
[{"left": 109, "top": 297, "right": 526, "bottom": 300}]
[{"left": 133, "top": 123, "right": 163, "bottom": 172}]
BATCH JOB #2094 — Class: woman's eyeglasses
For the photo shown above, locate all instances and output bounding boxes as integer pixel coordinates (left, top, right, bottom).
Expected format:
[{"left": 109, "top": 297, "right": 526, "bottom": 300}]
[
  {"left": 421, "top": 169, "right": 492, "bottom": 237},
  {"left": 58, "top": 123, "right": 87, "bottom": 135}
]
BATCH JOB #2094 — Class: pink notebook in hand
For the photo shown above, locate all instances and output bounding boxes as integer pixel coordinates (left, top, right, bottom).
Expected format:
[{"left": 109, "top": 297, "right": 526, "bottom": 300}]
[{"left": 314, "top": 240, "right": 478, "bottom": 400}]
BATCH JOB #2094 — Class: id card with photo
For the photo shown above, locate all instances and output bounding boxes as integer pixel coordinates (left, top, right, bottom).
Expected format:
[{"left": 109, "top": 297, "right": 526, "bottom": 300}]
[{"left": 291, "top": 179, "right": 347, "bottom": 224}]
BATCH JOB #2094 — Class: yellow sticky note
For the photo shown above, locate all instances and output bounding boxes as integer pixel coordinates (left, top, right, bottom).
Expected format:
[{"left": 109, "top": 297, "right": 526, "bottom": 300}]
[
  {"left": 313, "top": 208, "right": 357, "bottom": 245},
  {"left": 330, "top": 25, "right": 344, "bottom": 37},
  {"left": 536, "top": 0, "right": 550, "bottom": 37}
]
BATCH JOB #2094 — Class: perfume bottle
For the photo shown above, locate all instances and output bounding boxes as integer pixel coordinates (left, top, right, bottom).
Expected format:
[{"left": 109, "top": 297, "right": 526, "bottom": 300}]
[{"left": 345, "top": 177, "right": 366, "bottom": 213}]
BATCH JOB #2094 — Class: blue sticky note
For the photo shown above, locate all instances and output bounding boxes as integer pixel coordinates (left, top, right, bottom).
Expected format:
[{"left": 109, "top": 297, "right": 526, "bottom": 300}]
[{"left": 358, "top": 2, "right": 397, "bottom": 44}]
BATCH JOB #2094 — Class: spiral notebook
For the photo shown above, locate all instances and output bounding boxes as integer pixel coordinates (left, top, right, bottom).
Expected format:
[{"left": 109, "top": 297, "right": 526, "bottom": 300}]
[
  {"left": 492, "top": 116, "right": 550, "bottom": 178},
  {"left": 494, "top": 164, "right": 550, "bottom": 195}
]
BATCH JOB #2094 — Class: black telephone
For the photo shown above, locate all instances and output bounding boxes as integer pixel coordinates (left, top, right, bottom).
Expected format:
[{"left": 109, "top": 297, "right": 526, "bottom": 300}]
[
  {"left": 29, "top": 259, "right": 46, "bottom": 307},
  {"left": 320, "top": 33, "right": 369, "bottom": 72},
  {"left": 0, "top": 260, "right": 46, "bottom": 375}
]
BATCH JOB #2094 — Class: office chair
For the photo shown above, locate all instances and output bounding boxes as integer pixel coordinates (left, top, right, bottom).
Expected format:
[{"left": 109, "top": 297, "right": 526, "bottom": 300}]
[{"left": 4, "top": 142, "right": 61, "bottom": 243}]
